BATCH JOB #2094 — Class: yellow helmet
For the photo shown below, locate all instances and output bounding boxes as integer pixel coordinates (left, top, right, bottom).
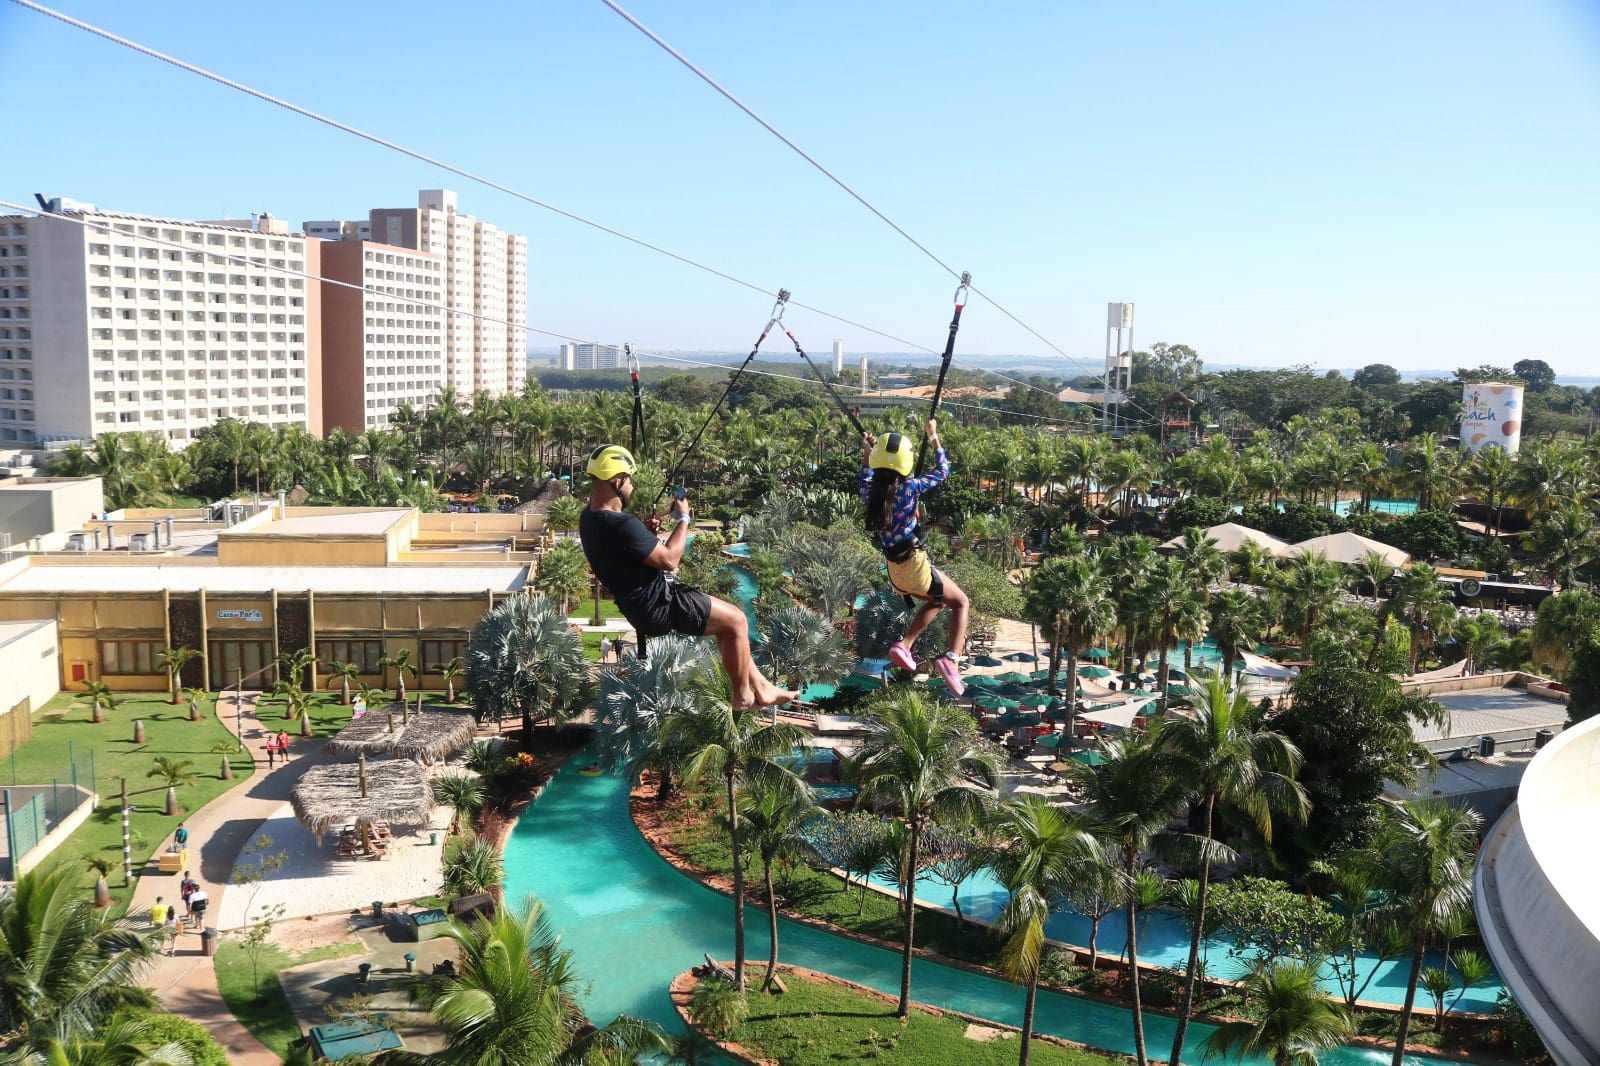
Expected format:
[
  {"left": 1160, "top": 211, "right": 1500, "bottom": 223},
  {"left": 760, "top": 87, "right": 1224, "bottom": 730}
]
[
  {"left": 868, "top": 432, "right": 915, "bottom": 477},
  {"left": 585, "top": 444, "right": 636, "bottom": 481}
]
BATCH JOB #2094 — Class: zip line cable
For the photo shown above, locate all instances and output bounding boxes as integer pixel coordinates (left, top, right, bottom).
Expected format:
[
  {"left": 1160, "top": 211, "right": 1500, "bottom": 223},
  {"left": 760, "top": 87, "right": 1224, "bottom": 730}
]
[
  {"left": 3, "top": 198, "right": 1143, "bottom": 437},
  {"left": 597, "top": 0, "right": 1165, "bottom": 423},
  {"left": 12, "top": 0, "right": 1090, "bottom": 414}
]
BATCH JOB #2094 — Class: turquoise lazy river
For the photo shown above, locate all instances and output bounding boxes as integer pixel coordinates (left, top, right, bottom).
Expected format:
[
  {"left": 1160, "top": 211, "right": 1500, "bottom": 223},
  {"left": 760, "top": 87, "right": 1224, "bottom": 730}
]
[{"left": 505, "top": 761, "right": 1456, "bottom": 1066}]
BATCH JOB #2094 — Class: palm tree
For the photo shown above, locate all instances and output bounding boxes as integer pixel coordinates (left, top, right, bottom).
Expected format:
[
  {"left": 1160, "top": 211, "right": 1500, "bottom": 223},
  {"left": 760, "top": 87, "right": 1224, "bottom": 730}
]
[
  {"left": 534, "top": 539, "right": 589, "bottom": 616},
  {"left": 146, "top": 757, "right": 198, "bottom": 816},
  {"left": 852, "top": 692, "right": 1000, "bottom": 1016},
  {"left": 82, "top": 856, "right": 113, "bottom": 910},
  {"left": 1274, "top": 554, "right": 1344, "bottom": 643},
  {"left": 1200, "top": 960, "right": 1354, "bottom": 1066},
  {"left": 1401, "top": 433, "right": 1459, "bottom": 512},
  {"left": 28, "top": 1012, "right": 196, "bottom": 1066},
  {"left": 374, "top": 900, "right": 665, "bottom": 1066},
  {"left": 1380, "top": 564, "right": 1456, "bottom": 674},
  {"left": 1134, "top": 559, "right": 1208, "bottom": 709},
  {"left": 1024, "top": 555, "right": 1115, "bottom": 739},
  {"left": 181, "top": 686, "right": 207, "bottom": 723},
  {"left": 985, "top": 796, "right": 1103, "bottom": 1066},
  {"left": 544, "top": 495, "right": 582, "bottom": 537},
  {"left": 1207, "top": 589, "right": 1261, "bottom": 682},
  {"left": 738, "top": 775, "right": 821, "bottom": 993},
  {"left": 1068, "top": 726, "right": 1190, "bottom": 1066},
  {"left": 1101, "top": 535, "right": 1158, "bottom": 680},
  {"left": 1368, "top": 799, "right": 1482, "bottom": 1066},
  {"left": 466, "top": 595, "right": 588, "bottom": 747},
  {"left": 1351, "top": 551, "right": 1396, "bottom": 599},
  {"left": 665, "top": 699, "right": 806, "bottom": 991},
  {"left": 378, "top": 648, "right": 418, "bottom": 702},
  {"left": 1173, "top": 528, "right": 1228, "bottom": 589},
  {"left": 77, "top": 681, "right": 118, "bottom": 725},
  {"left": 323, "top": 660, "right": 362, "bottom": 706},
  {"left": 593, "top": 635, "right": 716, "bottom": 800},
  {"left": 433, "top": 773, "right": 485, "bottom": 836},
  {"left": 1452, "top": 613, "right": 1502, "bottom": 676},
  {"left": 1162, "top": 674, "right": 1309, "bottom": 1066},
  {"left": 432, "top": 656, "right": 464, "bottom": 704},
  {"left": 1465, "top": 445, "right": 1514, "bottom": 537},
  {"left": 755, "top": 602, "right": 850, "bottom": 716},
  {"left": 154, "top": 647, "right": 199, "bottom": 705},
  {"left": 273, "top": 646, "right": 316, "bottom": 691},
  {"left": 0, "top": 864, "right": 161, "bottom": 1052},
  {"left": 1529, "top": 502, "right": 1598, "bottom": 588},
  {"left": 442, "top": 838, "right": 504, "bottom": 898}
]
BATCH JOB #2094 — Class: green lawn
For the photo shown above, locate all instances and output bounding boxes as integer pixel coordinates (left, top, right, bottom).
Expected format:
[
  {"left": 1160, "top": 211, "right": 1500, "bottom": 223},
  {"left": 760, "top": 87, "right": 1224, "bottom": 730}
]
[
  {"left": 214, "top": 939, "right": 365, "bottom": 1059},
  {"left": 17, "top": 692, "right": 254, "bottom": 909},
  {"left": 722, "top": 967, "right": 1129, "bottom": 1065},
  {"left": 574, "top": 596, "right": 623, "bottom": 622}
]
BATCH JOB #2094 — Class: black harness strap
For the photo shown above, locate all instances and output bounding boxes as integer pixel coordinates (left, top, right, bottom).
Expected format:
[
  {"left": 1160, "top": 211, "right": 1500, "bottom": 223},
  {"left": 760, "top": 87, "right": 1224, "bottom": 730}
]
[
  {"left": 655, "top": 291, "right": 789, "bottom": 506},
  {"left": 915, "top": 272, "right": 972, "bottom": 474},
  {"left": 626, "top": 344, "right": 645, "bottom": 456},
  {"left": 781, "top": 307, "right": 866, "bottom": 437}
]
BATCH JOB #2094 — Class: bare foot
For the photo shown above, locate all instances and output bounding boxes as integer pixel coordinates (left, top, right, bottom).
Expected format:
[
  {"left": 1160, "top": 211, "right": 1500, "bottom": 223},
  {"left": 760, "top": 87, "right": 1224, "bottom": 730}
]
[
  {"left": 754, "top": 682, "right": 800, "bottom": 707},
  {"left": 729, "top": 686, "right": 760, "bottom": 711}
]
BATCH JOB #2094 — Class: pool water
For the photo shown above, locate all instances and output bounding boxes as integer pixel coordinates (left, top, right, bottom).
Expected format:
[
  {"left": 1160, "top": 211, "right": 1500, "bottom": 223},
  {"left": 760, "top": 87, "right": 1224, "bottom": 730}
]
[
  {"left": 811, "top": 783, "right": 859, "bottom": 802},
  {"left": 504, "top": 762, "right": 1457, "bottom": 1065},
  {"left": 1334, "top": 498, "right": 1419, "bottom": 516}
]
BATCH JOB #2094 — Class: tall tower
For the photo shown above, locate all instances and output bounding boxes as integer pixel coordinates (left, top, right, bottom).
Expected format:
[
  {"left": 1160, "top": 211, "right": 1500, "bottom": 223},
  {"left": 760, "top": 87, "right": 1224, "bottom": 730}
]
[
  {"left": 832, "top": 339, "right": 845, "bottom": 375},
  {"left": 1102, "top": 302, "right": 1134, "bottom": 433}
]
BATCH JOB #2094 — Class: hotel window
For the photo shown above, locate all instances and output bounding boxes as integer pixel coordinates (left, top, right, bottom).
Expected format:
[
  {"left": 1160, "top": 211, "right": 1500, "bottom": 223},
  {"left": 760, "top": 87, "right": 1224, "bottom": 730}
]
[
  {"left": 421, "top": 640, "right": 468, "bottom": 672},
  {"left": 317, "top": 639, "right": 384, "bottom": 674},
  {"left": 101, "top": 639, "right": 161, "bottom": 675}
]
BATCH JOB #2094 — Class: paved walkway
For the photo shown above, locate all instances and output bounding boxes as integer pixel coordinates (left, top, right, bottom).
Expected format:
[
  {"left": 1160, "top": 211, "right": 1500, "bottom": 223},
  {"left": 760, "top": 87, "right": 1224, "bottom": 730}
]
[{"left": 129, "top": 691, "right": 339, "bottom": 1065}]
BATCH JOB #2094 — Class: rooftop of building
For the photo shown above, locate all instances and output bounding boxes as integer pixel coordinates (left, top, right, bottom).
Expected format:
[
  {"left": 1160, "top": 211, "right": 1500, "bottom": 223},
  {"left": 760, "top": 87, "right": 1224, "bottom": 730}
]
[
  {"left": 9, "top": 206, "right": 306, "bottom": 239},
  {"left": 230, "top": 508, "right": 413, "bottom": 538},
  {"left": 0, "top": 618, "right": 52, "bottom": 647},
  {"left": 1414, "top": 686, "right": 1569, "bottom": 749},
  {"left": 1387, "top": 747, "right": 1537, "bottom": 803},
  {"left": 0, "top": 561, "right": 527, "bottom": 595}
]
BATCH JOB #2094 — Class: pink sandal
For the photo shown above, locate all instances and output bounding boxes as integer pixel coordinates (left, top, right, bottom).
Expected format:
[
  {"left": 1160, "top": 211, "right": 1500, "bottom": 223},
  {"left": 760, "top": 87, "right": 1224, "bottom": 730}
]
[
  {"left": 888, "top": 642, "right": 917, "bottom": 673},
  {"left": 934, "top": 654, "right": 965, "bottom": 697}
]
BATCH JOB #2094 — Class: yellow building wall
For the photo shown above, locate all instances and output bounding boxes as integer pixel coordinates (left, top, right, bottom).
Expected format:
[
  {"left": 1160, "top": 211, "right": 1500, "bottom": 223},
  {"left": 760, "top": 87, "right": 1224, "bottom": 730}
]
[{"left": 218, "top": 537, "right": 389, "bottom": 567}]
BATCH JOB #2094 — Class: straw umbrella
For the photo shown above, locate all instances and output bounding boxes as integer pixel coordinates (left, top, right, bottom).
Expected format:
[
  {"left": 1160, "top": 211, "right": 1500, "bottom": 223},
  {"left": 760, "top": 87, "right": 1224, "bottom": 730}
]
[
  {"left": 290, "top": 756, "right": 431, "bottom": 853},
  {"left": 326, "top": 707, "right": 477, "bottom": 765}
]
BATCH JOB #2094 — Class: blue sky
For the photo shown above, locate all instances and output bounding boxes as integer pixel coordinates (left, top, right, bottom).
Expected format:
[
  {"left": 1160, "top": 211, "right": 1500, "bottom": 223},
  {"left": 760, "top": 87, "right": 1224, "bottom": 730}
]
[{"left": 3, "top": 0, "right": 1598, "bottom": 375}]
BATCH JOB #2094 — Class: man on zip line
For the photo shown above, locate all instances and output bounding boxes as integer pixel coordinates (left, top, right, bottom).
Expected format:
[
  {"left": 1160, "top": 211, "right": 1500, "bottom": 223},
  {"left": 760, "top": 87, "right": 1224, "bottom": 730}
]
[{"left": 579, "top": 444, "right": 798, "bottom": 710}]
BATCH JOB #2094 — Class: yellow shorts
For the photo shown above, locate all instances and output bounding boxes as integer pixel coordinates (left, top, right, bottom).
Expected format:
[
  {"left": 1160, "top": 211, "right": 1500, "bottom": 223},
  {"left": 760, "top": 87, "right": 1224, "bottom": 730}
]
[{"left": 886, "top": 550, "right": 944, "bottom": 602}]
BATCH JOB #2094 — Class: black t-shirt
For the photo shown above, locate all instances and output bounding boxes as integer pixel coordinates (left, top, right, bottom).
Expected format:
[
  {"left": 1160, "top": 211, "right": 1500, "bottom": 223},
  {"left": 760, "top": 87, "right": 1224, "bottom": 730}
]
[{"left": 578, "top": 506, "right": 663, "bottom": 599}]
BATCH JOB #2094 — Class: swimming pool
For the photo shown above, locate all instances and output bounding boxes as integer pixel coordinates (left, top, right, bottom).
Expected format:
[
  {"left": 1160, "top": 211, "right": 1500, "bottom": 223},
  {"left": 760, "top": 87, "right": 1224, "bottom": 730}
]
[
  {"left": 504, "top": 762, "right": 1458, "bottom": 1065},
  {"left": 1335, "top": 498, "right": 1419, "bottom": 516}
]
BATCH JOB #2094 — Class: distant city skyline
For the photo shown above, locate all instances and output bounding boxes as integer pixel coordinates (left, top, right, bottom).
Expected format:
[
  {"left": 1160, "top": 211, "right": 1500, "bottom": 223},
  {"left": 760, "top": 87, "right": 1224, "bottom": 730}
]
[{"left": 3, "top": 1, "right": 1598, "bottom": 375}]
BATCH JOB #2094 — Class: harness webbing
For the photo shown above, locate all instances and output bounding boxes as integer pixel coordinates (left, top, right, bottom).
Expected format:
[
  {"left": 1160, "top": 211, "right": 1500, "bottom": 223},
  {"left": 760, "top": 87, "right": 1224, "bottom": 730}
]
[
  {"left": 655, "top": 291, "right": 789, "bottom": 505},
  {"left": 915, "top": 272, "right": 972, "bottom": 474},
  {"left": 626, "top": 344, "right": 645, "bottom": 456}
]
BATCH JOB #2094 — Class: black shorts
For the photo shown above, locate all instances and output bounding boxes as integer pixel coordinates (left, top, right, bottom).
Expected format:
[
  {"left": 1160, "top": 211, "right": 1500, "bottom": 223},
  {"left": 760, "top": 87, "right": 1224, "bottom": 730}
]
[{"left": 617, "top": 578, "right": 713, "bottom": 639}]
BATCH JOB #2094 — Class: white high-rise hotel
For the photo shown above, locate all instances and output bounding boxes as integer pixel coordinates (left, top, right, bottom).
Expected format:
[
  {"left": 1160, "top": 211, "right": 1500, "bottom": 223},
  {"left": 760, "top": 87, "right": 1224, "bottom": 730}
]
[
  {"left": 308, "top": 190, "right": 528, "bottom": 397},
  {"left": 0, "top": 204, "right": 314, "bottom": 445}
]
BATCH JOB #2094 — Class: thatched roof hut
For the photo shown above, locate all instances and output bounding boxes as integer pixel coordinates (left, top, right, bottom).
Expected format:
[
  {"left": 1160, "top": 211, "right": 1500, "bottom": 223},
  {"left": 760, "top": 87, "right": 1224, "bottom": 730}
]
[
  {"left": 325, "top": 705, "right": 477, "bottom": 764},
  {"left": 290, "top": 757, "right": 432, "bottom": 843}
]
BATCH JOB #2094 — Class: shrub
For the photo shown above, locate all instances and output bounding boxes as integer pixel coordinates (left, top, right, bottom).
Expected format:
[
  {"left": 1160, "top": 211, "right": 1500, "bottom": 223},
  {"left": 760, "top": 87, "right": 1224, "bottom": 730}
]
[
  {"left": 687, "top": 976, "right": 747, "bottom": 1038},
  {"left": 1036, "top": 948, "right": 1086, "bottom": 988},
  {"left": 108, "top": 1008, "right": 228, "bottom": 1066},
  {"left": 443, "top": 837, "right": 504, "bottom": 897},
  {"left": 1165, "top": 495, "right": 1231, "bottom": 534}
]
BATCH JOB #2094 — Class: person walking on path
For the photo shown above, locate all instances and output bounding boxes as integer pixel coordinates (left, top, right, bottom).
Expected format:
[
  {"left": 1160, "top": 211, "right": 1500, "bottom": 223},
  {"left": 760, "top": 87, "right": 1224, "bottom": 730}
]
[
  {"left": 164, "top": 907, "right": 180, "bottom": 955},
  {"left": 149, "top": 897, "right": 168, "bottom": 929},
  {"left": 599, "top": 635, "right": 612, "bottom": 663},
  {"left": 173, "top": 823, "right": 190, "bottom": 849},
  {"left": 180, "top": 872, "right": 197, "bottom": 915},
  {"left": 276, "top": 731, "right": 289, "bottom": 757},
  {"left": 188, "top": 888, "right": 208, "bottom": 928},
  {"left": 264, "top": 743, "right": 276, "bottom": 769}
]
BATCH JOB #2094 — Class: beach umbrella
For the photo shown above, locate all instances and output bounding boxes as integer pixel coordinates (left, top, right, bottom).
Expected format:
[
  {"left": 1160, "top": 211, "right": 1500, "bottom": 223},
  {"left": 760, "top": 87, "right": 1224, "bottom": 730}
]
[
  {"left": 1083, "top": 648, "right": 1110, "bottom": 660},
  {"left": 996, "top": 671, "right": 1032, "bottom": 684},
  {"left": 924, "top": 678, "right": 949, "bottom": 694},
  {"left": 1080, "top": 665, "right": 1113, "bottom": 679},
  {"left": 1021, "top": 692, "right": 1054, "bottom": 708},
  {"left": 966, "top": 675, "right": 1001, "bottom": 689},
  {"left": 971, "top": 654, "right": 1004, "bottom": 667},
  {"left": 995, "top": 710, "right": 1043, "bottom": 729},
  {"left": 1035, "top": 732, "right": 1069, "bottom": 749},
  {"left": 1029, "top": 669, "right": 1055, "bottom": 681},
  {"left": 1003, "top": 651, "right": 1037, "bottom": 662}
]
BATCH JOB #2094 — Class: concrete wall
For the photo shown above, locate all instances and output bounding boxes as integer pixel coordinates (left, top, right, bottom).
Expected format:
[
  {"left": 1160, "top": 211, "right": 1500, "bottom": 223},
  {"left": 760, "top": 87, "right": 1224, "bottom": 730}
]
[
  {"left": 1476, "top": 714, "right": 1600, "bottom": 1065},
  {"left": 0, "top": 476, "right": 104, "bottom": 550},
  {"left": 0, "top": 619, "right": 56, "bottom": 739}
]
